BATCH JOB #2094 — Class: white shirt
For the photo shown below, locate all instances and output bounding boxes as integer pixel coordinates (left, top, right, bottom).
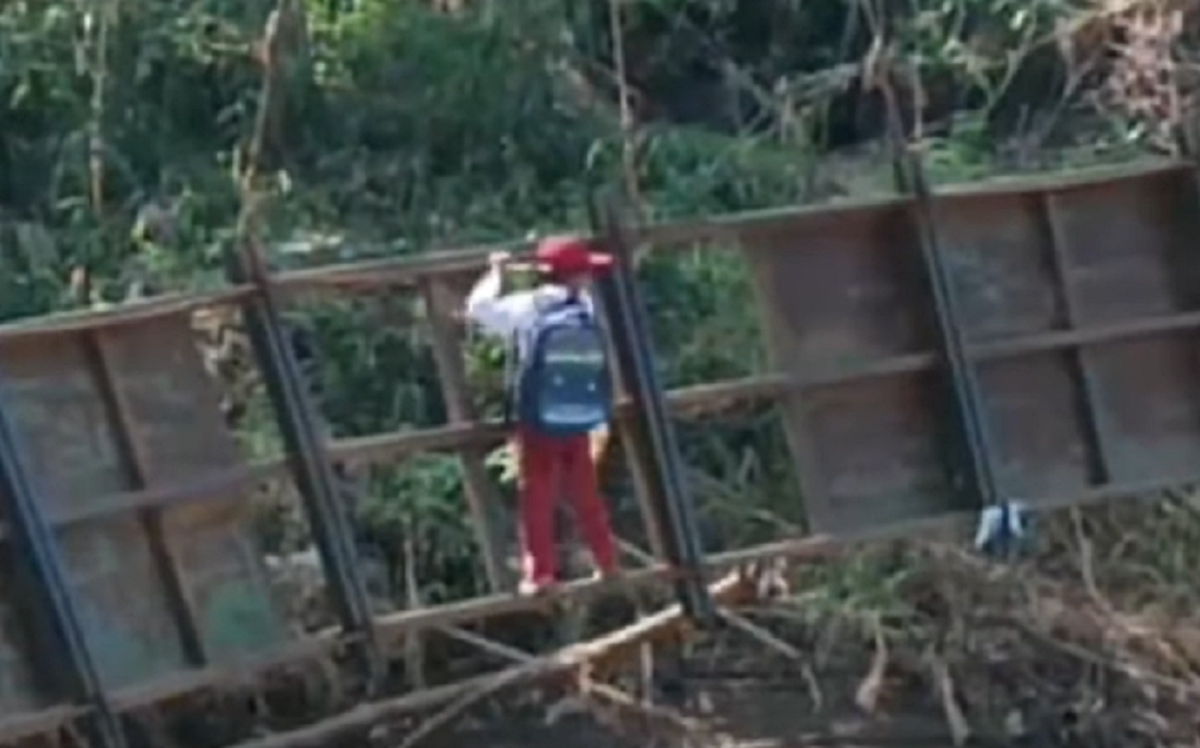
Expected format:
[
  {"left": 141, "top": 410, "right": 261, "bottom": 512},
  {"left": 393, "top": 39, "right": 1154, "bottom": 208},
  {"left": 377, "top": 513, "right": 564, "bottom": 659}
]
[{"left": 464, "top": 267, "right": 597, "bottom": 361}]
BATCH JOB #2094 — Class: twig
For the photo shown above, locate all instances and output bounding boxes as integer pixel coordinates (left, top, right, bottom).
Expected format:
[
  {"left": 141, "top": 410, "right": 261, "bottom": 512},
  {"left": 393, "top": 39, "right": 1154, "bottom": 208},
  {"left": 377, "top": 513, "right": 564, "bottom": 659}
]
[
  {"left": 1069, "top": 507, "right": 1110, "bottom": 614},
  {"left": 404, "top": 519, "right": 427, "bottom": 689},
  {"left": 236, "top": 0, "right": 289, "bottom": 283},
  {"left": 607, "top": 0, "right": 642, "bottom": 214},
  {"left": 928, "top": 651, "right": 970, "bottom": 747},
  {"left": 854, "top": 615, "right": 887, "bottom": 714},
  {"left": 438, "top": 626, "right": 712, "bottom": 741},
  {"left": 719, "top": 607, "right": 823, "bottom": 710},
  {"left": 394, "top": 572, "right": 749, "bottom": 748},
  {"left": 1011, "top": 617, "right": 1200, "bottom": 698},
  {"left": 87, "top": 0, "right": 115, "bottom": 215},
  {"left": 613, "top": 539, "right": 666, "bottom": 704}
]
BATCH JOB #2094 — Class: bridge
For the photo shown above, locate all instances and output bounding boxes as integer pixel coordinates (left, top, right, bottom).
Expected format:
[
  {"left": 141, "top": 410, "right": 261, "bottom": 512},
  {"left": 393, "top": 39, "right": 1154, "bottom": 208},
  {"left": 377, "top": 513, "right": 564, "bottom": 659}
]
[{"left": 0, "top": 141, "right": 1195, "bottom": 747}]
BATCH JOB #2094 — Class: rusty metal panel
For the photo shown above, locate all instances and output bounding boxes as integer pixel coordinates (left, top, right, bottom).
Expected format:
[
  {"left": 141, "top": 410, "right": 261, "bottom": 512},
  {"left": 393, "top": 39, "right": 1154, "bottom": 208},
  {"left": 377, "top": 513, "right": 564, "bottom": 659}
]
[
  {"left": 801, "top": 374, "right": 955, "bottom": 532},
  {"left": 0, "top": 314, "right": 290, "bottom": 693},
  {"left": 1083, "top": 333, "right": 1200, "bottom": 484},
  {"left": 1048, "top": 168, "right": 1200, "bottom": 325},
  {"left": 57, "top": 521, "right": 189, "bottom": 687},
  {"left": 740, "top": 201, "right": 968, "bottom": 534},
  {"left": 933, "top": 190, "right": 1097, "bottom": 506},
  {"left": 98, "top": 316, "right": 291, "bottom": 665},
  {"left": 0, "top": 552, "right": 42, "bottom": 716},
  {"left": 1035, "top": 168, "right": 1200, "bottom": 490},
  {"left": 743, "top": 202, "right": 936, "bottom": 371},
  {"left": 99, "top": 319, "right": 240, "bottom": 481},
  {"left": 164, "top": 504, "right": 285, "bottom": 658},
  {"left": 0, "top": 336, "right": 127, "bottom": 516},
  {"left": 972, "top": 353, "right": 1093, "bottom": 499},
  {"left": 0, "top": 333, "right": 188, "bottom": 687},
  {"left": 738, "top": 166, "right": 1200, "bottom": 530},
  {"left": 935, "top": 192, "right": 1063, "bottom": 342},
  {"left": 932, "top": 165, "right": 1200, "bottom": 510}
]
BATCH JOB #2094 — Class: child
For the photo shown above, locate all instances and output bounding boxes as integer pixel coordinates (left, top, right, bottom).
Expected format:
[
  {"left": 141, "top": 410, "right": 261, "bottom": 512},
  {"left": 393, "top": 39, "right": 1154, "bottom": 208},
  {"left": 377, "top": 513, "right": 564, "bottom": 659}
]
[{"left": 465, "top": 235, "right": 619, "bottom": 596}]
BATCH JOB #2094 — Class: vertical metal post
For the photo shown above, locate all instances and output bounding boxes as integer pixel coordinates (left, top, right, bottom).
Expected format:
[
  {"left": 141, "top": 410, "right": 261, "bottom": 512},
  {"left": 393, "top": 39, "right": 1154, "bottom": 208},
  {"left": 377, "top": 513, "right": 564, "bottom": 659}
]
[
  {"left": 0, "top": 372, "right": 127, "bottom": 748},
  {"left": 880, "top": 73, "right": 1002, "bottom": 511},
  {"left": 421, "top": 278, "right": 512, "bottom": 591},
  {"left": 225, "top": 248, "right": 381, "bottom": 684},
  {"left": 1035, "top": 195, "right": 1115, "bottom": 484},
  {"left": 591, "top": 195, "right": 716, "bottom": 626}
]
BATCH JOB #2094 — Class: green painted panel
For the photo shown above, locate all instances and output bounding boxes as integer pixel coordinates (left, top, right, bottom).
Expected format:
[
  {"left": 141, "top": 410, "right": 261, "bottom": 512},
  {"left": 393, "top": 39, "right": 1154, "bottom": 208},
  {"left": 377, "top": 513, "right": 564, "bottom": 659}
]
[
  {"left": 167, "top": 509, "right": 291, "bottom": 662},
  {"left": 59, "top": 522, "right": 187, "bottom": 688}
]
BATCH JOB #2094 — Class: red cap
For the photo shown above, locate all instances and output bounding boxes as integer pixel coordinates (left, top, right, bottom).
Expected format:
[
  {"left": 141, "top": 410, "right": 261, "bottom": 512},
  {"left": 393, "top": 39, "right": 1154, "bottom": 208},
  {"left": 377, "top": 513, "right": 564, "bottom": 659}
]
[{"left": 534, "top": 235, "right": 613, "bottom": 278}]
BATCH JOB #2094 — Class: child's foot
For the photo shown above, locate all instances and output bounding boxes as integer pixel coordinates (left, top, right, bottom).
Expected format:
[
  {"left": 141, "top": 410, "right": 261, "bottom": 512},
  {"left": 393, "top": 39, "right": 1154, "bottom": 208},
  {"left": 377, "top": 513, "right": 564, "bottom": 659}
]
[
  {"left": 589, "top": 565, "right": 621, "bottom": 583},
  {"left": 517, "top": 577, "right": 555, "bottom": 597}
]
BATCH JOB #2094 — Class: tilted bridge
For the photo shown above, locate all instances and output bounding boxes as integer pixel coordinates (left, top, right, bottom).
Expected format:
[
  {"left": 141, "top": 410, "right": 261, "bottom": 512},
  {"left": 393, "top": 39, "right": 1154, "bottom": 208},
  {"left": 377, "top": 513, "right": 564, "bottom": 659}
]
[{"left": 0, "top": 153, "right": 1196, "bottom": 747}]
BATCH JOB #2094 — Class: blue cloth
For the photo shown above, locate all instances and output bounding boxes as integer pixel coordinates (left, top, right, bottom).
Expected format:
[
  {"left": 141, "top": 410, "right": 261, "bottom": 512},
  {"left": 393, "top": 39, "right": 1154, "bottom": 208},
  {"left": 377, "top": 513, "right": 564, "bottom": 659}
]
[{"left": 974, "top": 501, "right": 1030, "bottom": 557}]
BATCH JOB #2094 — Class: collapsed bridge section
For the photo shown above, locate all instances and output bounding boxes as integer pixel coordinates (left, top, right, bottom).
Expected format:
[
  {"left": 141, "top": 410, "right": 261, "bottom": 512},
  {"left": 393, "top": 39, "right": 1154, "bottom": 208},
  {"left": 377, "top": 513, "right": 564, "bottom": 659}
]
[
  {"left": 736, "top": 160, "right": 1200, "bottom": 530},
  {"left": 0, "top": 158, "right": 1194, "bottom": 746}
]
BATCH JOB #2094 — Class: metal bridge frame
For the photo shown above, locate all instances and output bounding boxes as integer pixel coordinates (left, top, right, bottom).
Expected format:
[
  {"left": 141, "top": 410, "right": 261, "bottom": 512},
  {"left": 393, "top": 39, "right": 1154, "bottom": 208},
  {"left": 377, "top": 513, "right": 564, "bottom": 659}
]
[{"left": 0, "top": 145, "right": 1197, "bottom": 746}]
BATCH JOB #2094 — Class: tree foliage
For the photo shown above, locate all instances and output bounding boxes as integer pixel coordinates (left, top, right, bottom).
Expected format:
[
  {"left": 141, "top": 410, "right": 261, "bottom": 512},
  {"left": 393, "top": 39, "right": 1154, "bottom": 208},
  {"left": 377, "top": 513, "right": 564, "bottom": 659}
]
[{"left": 0, "top": 0, "right": 1173, "bottom": 604}]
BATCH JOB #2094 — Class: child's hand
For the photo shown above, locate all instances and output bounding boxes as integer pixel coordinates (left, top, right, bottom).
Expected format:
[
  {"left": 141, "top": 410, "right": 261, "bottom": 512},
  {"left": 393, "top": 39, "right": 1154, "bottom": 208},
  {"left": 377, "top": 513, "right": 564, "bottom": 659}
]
[{"left": 488, "top": 250, "right": 511, "bottom": 269}]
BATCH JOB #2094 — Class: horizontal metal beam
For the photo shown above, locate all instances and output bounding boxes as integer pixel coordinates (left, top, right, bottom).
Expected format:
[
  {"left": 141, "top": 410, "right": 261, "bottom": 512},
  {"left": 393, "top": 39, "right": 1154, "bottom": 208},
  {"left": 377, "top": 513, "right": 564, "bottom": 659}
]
[
  {"left": 323, "top": 375, "right": 790, "bottom": 468},
  {"left": 0, "top": 161, "right": 1184, "bottom": 341},
  {"left": 0, "top": 288, "right": 253, "bottom": 342},
  {"left": 263, "top": 160, "right": 1189, "bottom": 294},
  {"left": 0, "top": 464, "right": 284, "bottom": 542},
  {"left": 967, "top": 308, "right": 1200, "bottom": 361},
  {"left": 106, "top": 637, "right": 342, "bottom": 712},
  {"left": 0, "top": 705, "right": 90, "bottom": 746}
]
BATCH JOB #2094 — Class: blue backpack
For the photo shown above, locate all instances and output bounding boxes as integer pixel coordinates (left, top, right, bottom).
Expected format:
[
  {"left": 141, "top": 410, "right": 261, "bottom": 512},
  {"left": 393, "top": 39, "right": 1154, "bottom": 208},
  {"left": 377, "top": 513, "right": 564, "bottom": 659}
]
[{"left": 509, "top": 295, "right": 613, "bottom": 436}]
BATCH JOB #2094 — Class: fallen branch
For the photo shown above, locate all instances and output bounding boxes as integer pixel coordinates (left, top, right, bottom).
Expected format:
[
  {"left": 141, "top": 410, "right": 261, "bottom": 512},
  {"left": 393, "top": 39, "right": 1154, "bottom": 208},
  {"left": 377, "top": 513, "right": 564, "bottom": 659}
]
[
  {"left": 395, "top": 572, "right": 746, "bottom": 748},
  {"left": 227, "top": 571, "right": 751, "bottom": 748},
  {"left": 440, "top": 626, "right": 714, "bottom": 745}
]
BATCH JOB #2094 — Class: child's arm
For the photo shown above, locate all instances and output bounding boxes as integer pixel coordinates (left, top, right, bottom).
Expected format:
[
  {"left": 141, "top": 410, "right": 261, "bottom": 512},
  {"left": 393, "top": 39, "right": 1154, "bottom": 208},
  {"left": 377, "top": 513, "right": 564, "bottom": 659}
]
[{"left": 464, "top": 253, "right": 539, "bottom": 338}]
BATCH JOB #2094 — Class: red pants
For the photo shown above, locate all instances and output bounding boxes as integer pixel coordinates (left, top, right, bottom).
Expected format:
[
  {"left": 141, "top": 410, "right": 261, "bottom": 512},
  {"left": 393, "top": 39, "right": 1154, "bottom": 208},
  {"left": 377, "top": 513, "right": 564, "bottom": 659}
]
[{"left": 516, "top": 426, "right": 617, "bottom": 585}]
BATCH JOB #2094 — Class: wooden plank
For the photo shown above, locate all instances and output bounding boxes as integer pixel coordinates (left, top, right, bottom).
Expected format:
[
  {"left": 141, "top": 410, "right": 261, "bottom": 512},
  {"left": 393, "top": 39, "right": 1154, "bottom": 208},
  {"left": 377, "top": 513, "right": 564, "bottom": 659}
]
[
  {"left": 420, "top": 277, "right": 509, "bottom": 591},
  {"left": 231, "top": 571, "right": 756, "bottom": 748},
  {"left": 108, "top": 636, "right": 339, "bottom": 711},
  {"left": 323, "top": 375, "right": 792, "bottom": 469},
  {"left": 0, "top": 705, "right": 88, "bottom": 743}
]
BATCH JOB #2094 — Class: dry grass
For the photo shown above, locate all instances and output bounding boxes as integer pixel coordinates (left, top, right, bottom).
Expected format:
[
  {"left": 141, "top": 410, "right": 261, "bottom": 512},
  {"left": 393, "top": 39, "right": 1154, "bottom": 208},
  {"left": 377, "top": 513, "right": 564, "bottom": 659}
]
[{"left": 693, "top": 495, "right": 1200, "bottom": 747}]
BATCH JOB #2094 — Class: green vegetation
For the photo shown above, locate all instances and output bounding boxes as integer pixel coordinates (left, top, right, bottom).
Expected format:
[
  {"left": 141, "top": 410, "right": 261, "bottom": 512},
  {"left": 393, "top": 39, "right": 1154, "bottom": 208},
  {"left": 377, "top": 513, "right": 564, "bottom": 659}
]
[{"left": 0, "top": 0, "right": 1194, "bottom": 622}]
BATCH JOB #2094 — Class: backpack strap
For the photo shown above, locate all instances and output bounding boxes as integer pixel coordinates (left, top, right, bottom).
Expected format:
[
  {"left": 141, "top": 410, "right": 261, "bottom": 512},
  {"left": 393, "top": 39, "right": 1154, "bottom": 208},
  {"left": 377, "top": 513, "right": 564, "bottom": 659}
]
[{"left": 502, "top": 327, "right": 518, "bottom": 428}]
